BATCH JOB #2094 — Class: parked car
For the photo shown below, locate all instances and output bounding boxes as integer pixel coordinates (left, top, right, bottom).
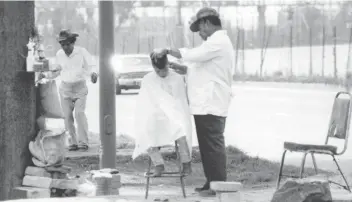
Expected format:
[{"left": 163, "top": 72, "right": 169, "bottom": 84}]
[{"left": 113, "top": 54, "right": 153, "bottom": 95}]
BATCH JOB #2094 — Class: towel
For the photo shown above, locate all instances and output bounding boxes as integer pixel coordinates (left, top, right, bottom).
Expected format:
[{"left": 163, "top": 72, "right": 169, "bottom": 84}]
[{"left": 132, "top": 71, "right": 192, "bottom": 159}]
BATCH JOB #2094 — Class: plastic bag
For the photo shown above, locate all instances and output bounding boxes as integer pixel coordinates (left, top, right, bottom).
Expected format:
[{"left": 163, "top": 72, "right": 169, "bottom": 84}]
[
  {"left": 29, "top": 129, "right": 66, "bottom": 167},
  {"left": 76, "top": 180, "right": 97, "bottom": 197},
  {"left": 39, "top": 80, "right": 64, "bottom": 118}
]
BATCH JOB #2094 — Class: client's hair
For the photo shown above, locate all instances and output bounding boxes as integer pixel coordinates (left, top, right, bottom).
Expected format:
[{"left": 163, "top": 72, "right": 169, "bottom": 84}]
[{"left": 150, "top": 53, "right": 168, "bottom": 69}]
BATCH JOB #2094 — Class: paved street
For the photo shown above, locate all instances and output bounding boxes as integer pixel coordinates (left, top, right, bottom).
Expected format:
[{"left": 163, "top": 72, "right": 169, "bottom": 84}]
[{"left": 79, "top": 80, "right": 352, "bottom": 163}]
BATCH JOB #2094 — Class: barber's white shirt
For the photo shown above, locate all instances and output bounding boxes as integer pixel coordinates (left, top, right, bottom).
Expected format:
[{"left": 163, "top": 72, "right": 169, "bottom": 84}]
[
  {"left": 55, "top": 46, "right": 96, "bottom": 83},
  {"left": 179, "top": 30, "right": 235, "bottom": 117}
]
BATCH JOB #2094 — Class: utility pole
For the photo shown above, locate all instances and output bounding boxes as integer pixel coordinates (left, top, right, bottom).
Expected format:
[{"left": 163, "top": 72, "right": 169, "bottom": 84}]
[{"left": 99, "top": 1, "right": 116, "bottom": 169}]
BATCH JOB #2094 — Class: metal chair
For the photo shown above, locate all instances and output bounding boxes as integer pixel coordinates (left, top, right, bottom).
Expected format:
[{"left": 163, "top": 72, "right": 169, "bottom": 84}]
[
  {"left": 276, "top": 91, "right": 352, "bottom": 192},
  {"left": 144, "top": 141, "right": 187, "bottom": 199}
]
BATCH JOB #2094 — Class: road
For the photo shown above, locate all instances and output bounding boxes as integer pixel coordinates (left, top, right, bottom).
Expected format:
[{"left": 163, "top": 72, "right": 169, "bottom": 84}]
[{"left": 79, "top": 80, "right": 352, "bottom": 163}]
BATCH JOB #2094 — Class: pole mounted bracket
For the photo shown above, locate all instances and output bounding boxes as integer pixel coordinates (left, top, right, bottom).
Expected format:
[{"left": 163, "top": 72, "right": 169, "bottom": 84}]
[{"left": 104, "top": 115, "right": 113, "bottom": 135}]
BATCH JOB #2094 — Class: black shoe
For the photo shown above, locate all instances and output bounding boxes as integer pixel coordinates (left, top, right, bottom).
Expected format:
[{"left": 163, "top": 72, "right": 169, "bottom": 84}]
[
  {"left": 68, "top": 144, "right": 78, "bottom": 151},
  {"left": 195, "top": 183, "right": 210, "bottom": 192},
  {"left": 199, "top": 189, "right": 216, "bottom": 197},
  {"left": 78, "top": 144, "right": 89, "bottom": 151}
]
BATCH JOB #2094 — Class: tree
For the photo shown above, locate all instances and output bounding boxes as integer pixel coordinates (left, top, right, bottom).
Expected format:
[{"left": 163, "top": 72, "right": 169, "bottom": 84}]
[
  {"left": 34, "top": 1, "right": 137, "bottom": 56},
  {"left": 85, "top": 7, "right": 98, "bottom": 55},
  {"left": 114, "top": 1, "right": 138, "bottom": 33},
  {"left": 257, "top": 5, "right": 267, "bottom": 47},
  {"left": 0, "top": 1, "right": 37, "bottom": 200},
  {"left": 334, "top": 1, "right": 352, "bottom": 42},
  {"left": 35, "top": 1, "right": 84, "bottom": 54}
]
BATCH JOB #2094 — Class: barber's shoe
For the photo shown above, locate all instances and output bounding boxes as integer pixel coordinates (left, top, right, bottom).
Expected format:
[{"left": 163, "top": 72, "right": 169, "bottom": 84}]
[
  {"left": 68, "top": 144, "right": 78, "bottom": 151},
  {"left": 78, "top": 144, "right": 89, "bottom": 151},
  {"left": 182, "top": 162, "right": 192, "bottom": 176},
  {"left": 151, "top": 165, "right": 165, "bottom": 177},
  {"left": 199, "top": 189, "right": 216, "bottom": 197},
  {"left": 195, "top": 183, "right": 210, "bottom": 192}
]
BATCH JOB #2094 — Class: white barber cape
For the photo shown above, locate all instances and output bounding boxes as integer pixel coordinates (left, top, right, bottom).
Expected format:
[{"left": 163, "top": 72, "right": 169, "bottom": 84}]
[{"left": 132, "top": 71, "right": 192, "bottom": 159}]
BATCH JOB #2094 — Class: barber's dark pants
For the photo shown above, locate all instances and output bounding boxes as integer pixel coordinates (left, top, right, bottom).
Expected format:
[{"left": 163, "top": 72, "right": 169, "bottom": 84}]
[{"left": 194, "top": 114, "right": 227, "bottom": 187}]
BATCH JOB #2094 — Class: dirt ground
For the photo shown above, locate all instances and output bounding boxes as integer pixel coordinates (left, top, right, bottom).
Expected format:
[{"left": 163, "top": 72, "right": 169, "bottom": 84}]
[
  {"left": 63, "top": 152, "right": 341, "bottom": 202},
  {"left": 64, "top": 161, "right": 276, "bottom": 202},
  {"left": 62, "top": 138, "right": 350, "bottom": 201},
  {"left": 64, "top": 149, "right": 279, "bottom": 201}
]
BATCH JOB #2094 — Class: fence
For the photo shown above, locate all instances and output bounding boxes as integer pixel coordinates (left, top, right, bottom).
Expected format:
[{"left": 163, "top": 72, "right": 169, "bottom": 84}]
[{"left": 37, "top": 1, "right": 352, "bottom": 80}]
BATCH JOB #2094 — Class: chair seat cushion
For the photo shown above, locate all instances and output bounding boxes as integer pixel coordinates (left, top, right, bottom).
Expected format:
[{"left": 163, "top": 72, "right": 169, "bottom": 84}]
[{"left": 284, "top": 142, "right": 337, "bottom": 154}]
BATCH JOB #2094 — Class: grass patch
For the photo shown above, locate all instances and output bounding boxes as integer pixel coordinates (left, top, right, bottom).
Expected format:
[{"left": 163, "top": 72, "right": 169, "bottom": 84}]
[
  {"left": 89, "top": 132, "right": 136, "bottom": 149},
  {"left": 65, "top": 145, "right": 334, "bottom": 188}
]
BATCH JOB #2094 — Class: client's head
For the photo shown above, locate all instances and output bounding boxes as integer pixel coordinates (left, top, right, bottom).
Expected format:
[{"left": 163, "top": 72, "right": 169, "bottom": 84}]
[{"left": 150, "top": 53, "right": 169, "bottom": 78}]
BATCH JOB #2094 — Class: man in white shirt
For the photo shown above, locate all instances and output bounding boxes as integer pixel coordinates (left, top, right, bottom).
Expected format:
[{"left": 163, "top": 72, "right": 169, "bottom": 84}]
[
  {"left": 40, "top": 30, "right": 98, "bottom": 151},
  {"left": 152, "top": 7, "right": 234, "bottom": 195}
]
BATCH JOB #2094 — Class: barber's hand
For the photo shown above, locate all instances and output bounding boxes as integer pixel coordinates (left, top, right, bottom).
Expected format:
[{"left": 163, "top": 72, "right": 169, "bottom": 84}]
[
  {"left": 91, "top": 72, "right": 98, "bottom": 84},
  {"left": 151, "top": 48, "right": 168, "bottom": 59},
  {"left": 169, "top": 62, "right": 187, "bottom": 75},
  {"left": 38, "top": 73, "right": 46, "bottom": 80},
  {"left": 53, "top": 64, "right": 62, "bottom": 71},
  {"left": 168, "top": 62, "right": 178, "bottom": 70}
]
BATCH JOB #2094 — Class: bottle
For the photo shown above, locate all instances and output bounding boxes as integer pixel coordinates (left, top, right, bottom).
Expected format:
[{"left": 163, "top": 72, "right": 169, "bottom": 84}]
[
  {"left": 37, "top": 44, "right": 45, "bottom": 61},
  {"left": 26, "top": 41, "right": 35, "bottom": 72},
  {"left": 38, "top": 44, "right": 50, "bottom": 71}
]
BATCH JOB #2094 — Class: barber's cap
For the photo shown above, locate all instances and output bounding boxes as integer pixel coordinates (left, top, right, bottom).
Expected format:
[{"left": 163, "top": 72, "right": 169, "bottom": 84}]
[
  {"left": 189, "top": 7, "right": 219, "bottom": 32},
  {"left": 57, "top": 29, "right": 79, "bottom": 42}
]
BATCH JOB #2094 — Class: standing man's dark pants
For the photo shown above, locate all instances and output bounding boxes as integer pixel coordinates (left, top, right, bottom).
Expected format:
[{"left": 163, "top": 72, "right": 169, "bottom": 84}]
[{"left": 194, "top": 114, "right": 227, "bottom": 189}]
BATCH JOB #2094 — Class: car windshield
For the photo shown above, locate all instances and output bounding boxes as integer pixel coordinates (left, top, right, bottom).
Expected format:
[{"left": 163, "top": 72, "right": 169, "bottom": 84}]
[{"left": 121, "top": 57, "right": 151, "bottom": 68}]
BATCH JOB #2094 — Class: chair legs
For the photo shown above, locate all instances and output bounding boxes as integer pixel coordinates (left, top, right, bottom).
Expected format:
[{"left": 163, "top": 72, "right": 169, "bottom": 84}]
[
  {"left": 276, "top": 150, "right": 287, "bottom": 190},
  {"left": 277, "top": 151, "right": 319, "bottom": 190},
  {"left": 300, "top": 152, "right": 319, "bottom": 178},
  {"left": 145, "top": 157, "right": 152, "bottom": 199},
  {"left": 300, "top": 152, "right": 309, "bottom": 178},
  {"left": 175, "top": 142, "right": 187, "bottom": 198},
  {"left": 144, "top": 142, "right": 187, "bottom": 199},
  {"left": 311, "top": 153, "right": 318, "bottom": 174},
  {"left": 277, "top": 151, "right": 351, "bottom": 193},
  {"left": 332, "top": 155, "right": 351, "bottom": 192}
]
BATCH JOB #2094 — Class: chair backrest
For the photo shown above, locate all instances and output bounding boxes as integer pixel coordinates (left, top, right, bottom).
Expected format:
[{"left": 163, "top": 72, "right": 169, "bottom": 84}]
[{"left": 325, "top": 92, "right": 352, "bottom": 155}]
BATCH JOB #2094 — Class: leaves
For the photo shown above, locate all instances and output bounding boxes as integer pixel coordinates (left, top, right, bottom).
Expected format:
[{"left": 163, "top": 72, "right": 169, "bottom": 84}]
[{"left": 114, "top": 1, "right": 138, "bottom": 32}]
